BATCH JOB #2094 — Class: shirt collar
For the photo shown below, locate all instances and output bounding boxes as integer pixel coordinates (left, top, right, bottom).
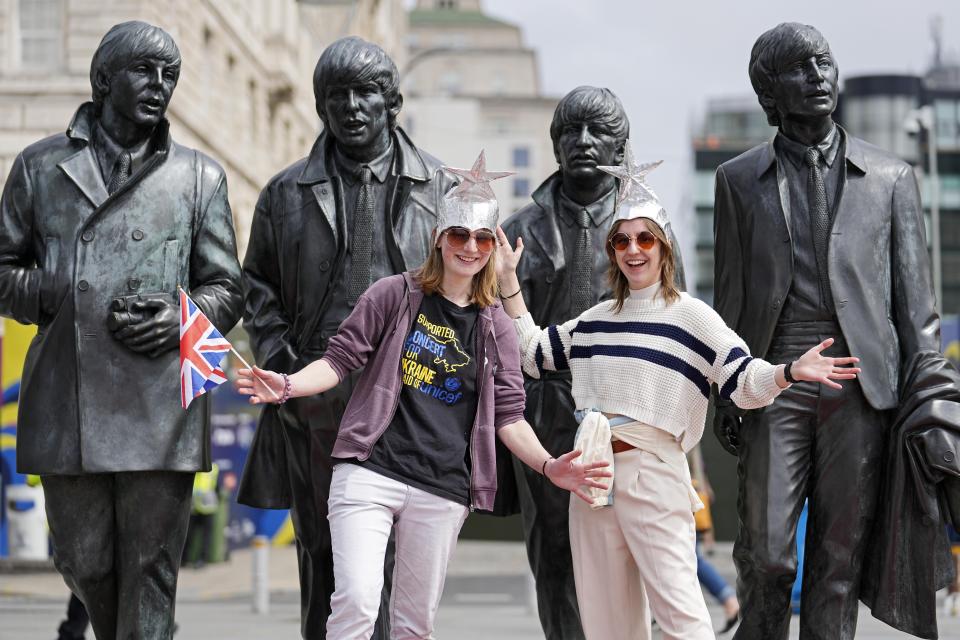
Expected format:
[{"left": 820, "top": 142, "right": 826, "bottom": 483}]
[
  {"left": 333, "top": 140, "right": 394, "bottom": 184},
  {"left": 775, "top": 122, "right": 840, "bottom": 170},
  {"left": 555, "top": 184, "right": 617, "bottom": 229},
  {"left": 91, "top": 120, "right": 154, "bottom": 180}
]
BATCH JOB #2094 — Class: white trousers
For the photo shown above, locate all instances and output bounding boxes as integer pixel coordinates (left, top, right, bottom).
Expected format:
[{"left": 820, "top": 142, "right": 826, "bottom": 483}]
[
  {"left": 326, "top": 464, "right": 469, "bottom": 640},
  {"left": 569, "top": 440, "right": 714, "bottom": 640}
]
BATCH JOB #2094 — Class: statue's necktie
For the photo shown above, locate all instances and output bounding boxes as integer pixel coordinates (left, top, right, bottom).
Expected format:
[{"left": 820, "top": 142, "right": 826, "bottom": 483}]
[
  {"left": 570, "top": 206, "right": 592, "bottom": 316},
  {"left": 108, "top": 151, "right": 131, "bottom": 195},
  {"left": 804, "top": 147, "right": 833, "bottom": 311},
  {"left": 348, "top": 165, "right": 374, "bottom": 305}
]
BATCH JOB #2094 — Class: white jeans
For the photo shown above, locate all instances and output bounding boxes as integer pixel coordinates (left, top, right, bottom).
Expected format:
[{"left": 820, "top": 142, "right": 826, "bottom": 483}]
[
  {"left": 569, "top": 435, "right": 714, "bottom": 640},
  {"left": 326, "top": 464, "right": 469, "bottom": 640}
]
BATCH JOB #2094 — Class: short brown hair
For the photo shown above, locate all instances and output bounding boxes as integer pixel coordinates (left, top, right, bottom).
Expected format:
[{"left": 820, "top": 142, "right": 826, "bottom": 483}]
[
  {"left": 605, "top": 220, "right": 681, "bottom": 313},
  {"left": 414, "top": 231, "right": 499, "bottom": 307}
]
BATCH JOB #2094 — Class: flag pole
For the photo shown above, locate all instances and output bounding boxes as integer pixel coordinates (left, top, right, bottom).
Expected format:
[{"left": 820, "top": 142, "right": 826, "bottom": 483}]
[
  {"left": 178, "top": 285, "right": 281, "bottom": 402},
  {"left": 228, "top": 346, "right": 281, "bottom": 402}
]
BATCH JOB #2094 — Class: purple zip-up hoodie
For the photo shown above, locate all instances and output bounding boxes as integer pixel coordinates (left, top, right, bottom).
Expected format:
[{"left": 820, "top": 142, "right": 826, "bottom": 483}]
[{"left": 322, "top": 272, "right": 526, "bottom": 511}]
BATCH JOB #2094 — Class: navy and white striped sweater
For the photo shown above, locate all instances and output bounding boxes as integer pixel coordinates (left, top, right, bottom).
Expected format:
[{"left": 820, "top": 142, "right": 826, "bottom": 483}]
[{"left": 514, "top": 289, "right": 784, "bottom": 452}]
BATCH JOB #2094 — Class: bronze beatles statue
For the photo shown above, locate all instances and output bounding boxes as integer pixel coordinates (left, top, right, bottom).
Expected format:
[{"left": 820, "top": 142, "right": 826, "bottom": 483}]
[
  {"left": 713, "top": 22, "right": 940, "bottom": 639},
  {"left": 237, "top": 36, "right": 454, "bottom": 639},
  {"left": 0, "top": 21, "right": 242, "bottom": 639}
]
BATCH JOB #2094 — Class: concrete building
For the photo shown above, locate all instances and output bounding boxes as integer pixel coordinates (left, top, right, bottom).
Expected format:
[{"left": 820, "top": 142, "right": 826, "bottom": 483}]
[
  {"left": 0, "top": 0, "right": 407, "bottom": 258},
  {"left": 402, "top": 0, "right": 558, "bottom": 217}
]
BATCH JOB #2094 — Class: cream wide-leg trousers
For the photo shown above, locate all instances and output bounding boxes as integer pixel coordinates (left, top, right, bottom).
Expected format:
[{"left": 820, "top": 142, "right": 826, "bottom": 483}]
[{"left": 569, "top": 434, "right": 714, "bottom": 640}]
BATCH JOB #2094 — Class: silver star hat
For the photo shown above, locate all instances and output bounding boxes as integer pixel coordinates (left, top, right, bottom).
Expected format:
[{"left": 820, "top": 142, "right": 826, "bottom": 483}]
[
  {"left": 437, "top": 150, "right": 514, "bottom": 232},
  {"left": 597, "top": 142, "right": 669, "bottom": 231}
]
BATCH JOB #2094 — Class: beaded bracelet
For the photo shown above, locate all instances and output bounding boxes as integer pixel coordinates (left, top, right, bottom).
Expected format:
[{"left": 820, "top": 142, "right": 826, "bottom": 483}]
[
  {"left": 278, "top": 373, "right": 292, "bottom": 404},
  {"left": 541, "top": 457, "right": 555, "bottom": 478}
]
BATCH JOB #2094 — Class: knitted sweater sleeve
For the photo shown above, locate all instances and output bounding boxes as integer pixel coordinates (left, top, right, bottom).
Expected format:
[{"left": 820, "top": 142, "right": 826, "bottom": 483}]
[
  {"left": 513, "top": 312, "right": 579, "bottom": 378},
  {"left": 703, "top": 305, "right": 783, "bottom": 410}
]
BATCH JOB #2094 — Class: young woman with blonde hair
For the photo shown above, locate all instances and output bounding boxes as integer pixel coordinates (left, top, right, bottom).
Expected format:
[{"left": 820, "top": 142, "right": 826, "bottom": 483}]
[{"left": 236, "top": 153, "right": 609, "bottom": 639}]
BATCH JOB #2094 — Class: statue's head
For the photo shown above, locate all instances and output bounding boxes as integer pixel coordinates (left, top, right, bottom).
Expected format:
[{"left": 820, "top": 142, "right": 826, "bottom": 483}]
[
  {"left": 550, "top": 86, "right": 629, "bottom": 184},
  {"left": 90, "top": 21, "right": 181, "bottom": 128},
  {"left": 313, "top": 36, "right": 402, "bottom": 154},
  {"left": 749, "top": 23, "right": 838, "bottom": 127}
]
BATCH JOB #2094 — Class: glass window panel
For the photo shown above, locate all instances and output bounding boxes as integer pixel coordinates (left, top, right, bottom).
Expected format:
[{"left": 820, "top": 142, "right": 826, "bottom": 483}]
[
  {"left": 19, "top": 0, "right": 64, "bottom": 70},
  {"left": 512, "top": 146, "right": 529, "bottom": 168}
]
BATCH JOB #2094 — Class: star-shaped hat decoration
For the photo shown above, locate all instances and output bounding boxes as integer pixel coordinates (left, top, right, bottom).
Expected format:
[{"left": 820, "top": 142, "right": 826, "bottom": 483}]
[
  {"left": 597, "top": 142, "right": 663, "bottom": 207},
  {"left": 442, "top": 150, "right": 514, "bottom": 201},
  {"left": 437, "top": 150, "right": 514, "bottom": 232},
  {"left": 597, "top": 142, "right": 670, "bottom": 229}
]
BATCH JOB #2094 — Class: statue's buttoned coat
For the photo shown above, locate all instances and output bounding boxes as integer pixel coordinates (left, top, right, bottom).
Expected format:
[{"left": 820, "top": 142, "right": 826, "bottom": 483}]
[{"left": 0, "top": 103, "right": 243, "bottom": 474}]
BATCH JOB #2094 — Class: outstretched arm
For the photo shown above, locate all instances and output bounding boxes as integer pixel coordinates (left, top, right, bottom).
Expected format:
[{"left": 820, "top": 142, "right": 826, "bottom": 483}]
[
  {"left": 497, "top": 419, "right": 610, "bottom": 504},
  {"left": 236, "top": 359, "right": 341, "bottom": 404}
]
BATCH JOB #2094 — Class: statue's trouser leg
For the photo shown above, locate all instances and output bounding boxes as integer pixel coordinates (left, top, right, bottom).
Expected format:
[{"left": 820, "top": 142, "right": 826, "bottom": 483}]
[
  {"left": 57, "top": 592, "right": 90, "bottom": 640},
  {"left": 734, "top": 332, "right": 884, "bottom": 640},
  {"left": 44, "top": 471, "right": 193, "bottom": 640},
  {"left": 326, "top": 464, "right": 468, "bottom": 639},
  {"left": 569, "top": 443, "right": 714, "bottom": 640},
  {"left": 513, "top": 376, "right": 585, "bottom": 640},
  {"left": 285, "top": 370, "right": 392, "bottom": 640}
]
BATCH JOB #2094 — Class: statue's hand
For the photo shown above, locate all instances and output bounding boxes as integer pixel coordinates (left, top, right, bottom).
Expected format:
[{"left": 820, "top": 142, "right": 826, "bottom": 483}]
[
  {"left": 112, "top": 296, "right": 180, "bottom": 358},
  {"left": 713, "top": 407, "right": 741, "bottom": 456},
  {"left": 38, "top": 268, "right": 63, "bottom": 317},
  {"left": 495, "top": 226, "right": 524, "bottom": 281}
]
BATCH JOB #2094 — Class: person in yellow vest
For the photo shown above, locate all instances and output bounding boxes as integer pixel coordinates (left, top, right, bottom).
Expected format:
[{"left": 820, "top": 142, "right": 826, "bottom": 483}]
[{"left": 183, "top": 463, "right": 219, "bottom": 568}]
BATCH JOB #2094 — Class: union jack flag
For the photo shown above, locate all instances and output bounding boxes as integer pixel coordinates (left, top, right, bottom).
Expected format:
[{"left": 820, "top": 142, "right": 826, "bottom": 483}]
[{"left": 179, "top": 288, "right": 231, "bottom": 409}]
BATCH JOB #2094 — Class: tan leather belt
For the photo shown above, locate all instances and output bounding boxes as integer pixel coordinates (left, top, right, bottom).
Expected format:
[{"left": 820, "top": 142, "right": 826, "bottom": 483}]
[{"left": 611, "top": 440, "right": 637, "bottom": 454}]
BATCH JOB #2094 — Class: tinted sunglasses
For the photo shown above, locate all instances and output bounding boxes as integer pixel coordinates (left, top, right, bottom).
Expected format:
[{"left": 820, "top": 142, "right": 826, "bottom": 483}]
[
  {"left": 609, "top": 231, "right": 657, "bottom": 252},
  {"left": 444, "top": 227, "right": 496, "bottom": 253}
]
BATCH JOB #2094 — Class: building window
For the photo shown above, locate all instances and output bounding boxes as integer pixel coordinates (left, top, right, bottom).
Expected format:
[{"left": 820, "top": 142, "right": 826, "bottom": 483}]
[
  {"left": 935, "top": 99, "right": 959, "bottom": 149},
  {"left": 18, "top": 0, "right": 64, "bottom": 71},
  {"left": 513, "top": 178, "right": 530, "bottom": 198},
  {"left": 438, "top": 0, "right": 457, "bottom": 9},
  {"left": 512, "top": 146, "right": 530, "bottom": 168},
  {"left": 439, "top": 71, "right": 461, "bottom": 95}
]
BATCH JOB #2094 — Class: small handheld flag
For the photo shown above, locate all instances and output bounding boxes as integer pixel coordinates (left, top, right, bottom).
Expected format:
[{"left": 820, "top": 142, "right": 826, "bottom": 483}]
[{"left": 179, "top": 287, "right": 231, "bottom": 409}]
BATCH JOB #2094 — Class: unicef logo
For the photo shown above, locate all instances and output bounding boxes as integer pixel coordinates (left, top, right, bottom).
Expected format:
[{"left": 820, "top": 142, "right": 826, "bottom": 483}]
[{"left": 444, "top": 377, "right": 461, "bottom": 392}]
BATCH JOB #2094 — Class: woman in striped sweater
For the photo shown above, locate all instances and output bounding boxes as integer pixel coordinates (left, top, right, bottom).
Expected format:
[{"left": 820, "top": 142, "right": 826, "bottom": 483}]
[{"left": 494, "top": 153, "right": 860, "bottom": 640}]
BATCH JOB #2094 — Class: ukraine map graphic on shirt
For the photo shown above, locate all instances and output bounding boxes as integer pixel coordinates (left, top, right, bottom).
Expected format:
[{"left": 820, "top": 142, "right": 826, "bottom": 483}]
[{"left": 400, "top": 311, "right": 471, "bottom": 406}]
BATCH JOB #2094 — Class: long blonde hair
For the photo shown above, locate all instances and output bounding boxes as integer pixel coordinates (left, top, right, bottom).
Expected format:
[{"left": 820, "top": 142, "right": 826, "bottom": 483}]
[
  {"left": 413, "top": 230, "right": 500, "bottom": 308},
  {"left": 605, "top": 219, "right": 680, "bottom": 313}
]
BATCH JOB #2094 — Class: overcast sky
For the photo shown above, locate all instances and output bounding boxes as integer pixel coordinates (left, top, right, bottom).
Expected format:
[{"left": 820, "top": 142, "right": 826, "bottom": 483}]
[{"left": 472, "top": 0, "right": 960, "bottom": 272}]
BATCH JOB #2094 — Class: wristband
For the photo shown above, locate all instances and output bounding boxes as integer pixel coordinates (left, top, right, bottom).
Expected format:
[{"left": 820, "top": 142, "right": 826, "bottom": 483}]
[
  {"left": 783, "top": 361, "right": 798, "bottom": 384},
  {"left": 278, "top": 373, "right": 292, "bottom": 404},
  {"left": 500, "top": 287, "right": 521, "bottom": 300},
  {"left": 541, "top": 457, "right": 555, "bottom": 478}
]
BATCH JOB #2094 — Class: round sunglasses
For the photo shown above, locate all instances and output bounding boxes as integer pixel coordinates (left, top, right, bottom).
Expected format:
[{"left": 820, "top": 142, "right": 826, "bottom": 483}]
[
  {"left": 443, "top": 227, "right": 497, "bottom": 253},
  {"left": 609, "top": 231, "right": 657, "bottom": 252}
]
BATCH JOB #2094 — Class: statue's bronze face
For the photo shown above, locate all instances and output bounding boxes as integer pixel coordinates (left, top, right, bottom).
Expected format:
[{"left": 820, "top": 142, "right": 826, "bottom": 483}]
[
  {"left": 322, "top": 80, "right": 392, "bottom": 154},
  {"left": 555, "top": 120, "right": 621, "bottom": 184},
  {"left": 769, "top": 50, "right": 838, "bottom": 123},
  {"left": 105, "top": 56, "right": 179, "bottom": 128}
]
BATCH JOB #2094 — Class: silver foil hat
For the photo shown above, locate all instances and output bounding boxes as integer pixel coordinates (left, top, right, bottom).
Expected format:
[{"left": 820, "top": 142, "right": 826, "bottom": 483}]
[
  {"left": 437, "top": 150, "right": 513, "bottom": 232},
  {"left": 597, "top": 142, "right": 669, "bottom": 231}
]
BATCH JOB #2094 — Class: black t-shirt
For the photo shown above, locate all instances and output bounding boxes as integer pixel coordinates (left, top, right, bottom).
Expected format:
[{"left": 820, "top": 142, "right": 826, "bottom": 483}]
[{"left": 361, "top": 293, "right": 479, "bottom": 505}]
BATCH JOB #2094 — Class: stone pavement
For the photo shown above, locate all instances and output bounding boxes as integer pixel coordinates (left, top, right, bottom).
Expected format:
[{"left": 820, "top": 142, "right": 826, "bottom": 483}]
[{"left": 2, "top": 541, "right": 959, "bottom": 639}]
